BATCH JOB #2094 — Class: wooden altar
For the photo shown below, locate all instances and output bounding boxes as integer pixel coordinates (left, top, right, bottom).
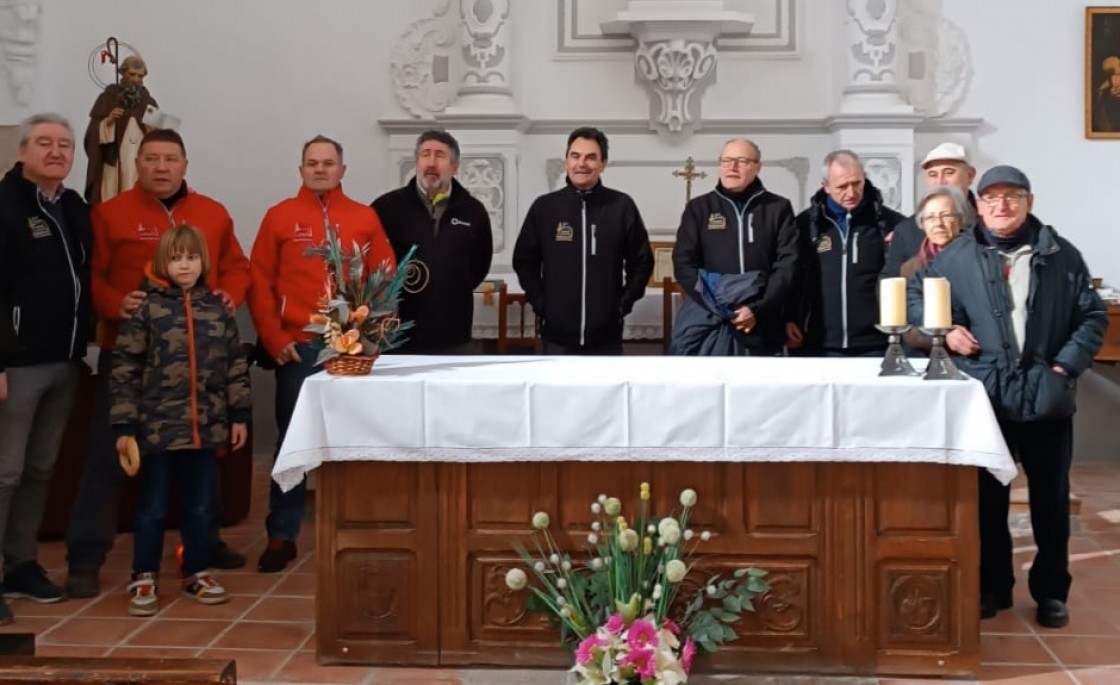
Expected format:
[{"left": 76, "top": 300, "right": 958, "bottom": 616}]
[
  {"left": 315, "top": 459, "right": 978, "bottom": 677},
  {"left": 273, "top": 355, "right": 1015, "bottom": 677}
]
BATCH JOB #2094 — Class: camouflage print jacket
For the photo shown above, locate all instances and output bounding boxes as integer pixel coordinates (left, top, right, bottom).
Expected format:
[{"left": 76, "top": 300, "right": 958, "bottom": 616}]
[{"left": 111, "top": 267, "right": 251, "bottom": 454}]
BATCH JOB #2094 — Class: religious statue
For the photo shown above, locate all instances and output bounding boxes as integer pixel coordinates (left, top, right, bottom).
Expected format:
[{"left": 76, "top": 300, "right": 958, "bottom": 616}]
[{"left": 83, "top": 51, "right": 158, "bottom": 204}]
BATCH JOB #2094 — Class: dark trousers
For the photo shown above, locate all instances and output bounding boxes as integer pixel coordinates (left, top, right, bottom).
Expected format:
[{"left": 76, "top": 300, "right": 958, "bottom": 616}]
[
  {"left": 822, "top": 346, "right": 887, "bottom": 358},
  {"left": 133, "top": 449, "right": 216, "bottom": 578},
  {"left": 541, "top": 338, "right": 624, "bottom": 356},
  {"left": 979, "top": 416, "right": 1074, "bottom": 603},
  {"left": 66, "top": 352, "right": 226, "bottom": 573},
  {"left": 266, "top": 343, "right": 319, "bottom": 541}
]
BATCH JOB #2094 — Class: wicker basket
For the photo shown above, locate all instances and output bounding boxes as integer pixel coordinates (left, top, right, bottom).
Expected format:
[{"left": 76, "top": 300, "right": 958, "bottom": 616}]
[{"left": 323, "top": 354, "right": 378, "bottom": 376}]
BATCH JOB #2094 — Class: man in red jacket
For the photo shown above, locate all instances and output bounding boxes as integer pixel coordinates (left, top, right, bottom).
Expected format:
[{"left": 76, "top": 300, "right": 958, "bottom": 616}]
[
  {"left": 64, "top": 129, "right": 251, "bottom": 598},
  {"left": 248, "top": 135, "right": 394, "bottom": 572}
]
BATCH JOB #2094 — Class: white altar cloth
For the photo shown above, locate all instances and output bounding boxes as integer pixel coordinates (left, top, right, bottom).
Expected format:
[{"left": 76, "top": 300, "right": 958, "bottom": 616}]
[{"left": 272, "top": 355, "right": 1017, "bottom": 492}]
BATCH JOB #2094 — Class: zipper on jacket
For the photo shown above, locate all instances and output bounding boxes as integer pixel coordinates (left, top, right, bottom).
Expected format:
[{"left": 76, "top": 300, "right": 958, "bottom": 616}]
[
  {"left": 715, "top": 190, "right": 764, "bottom": 274},
  {"left": 279, "top": 296, "right": 287, "bottom": 319},
  {"left": 826, "top": 215, "right": 851, "bottom": 349},
  {"left": 747, "top": 214, "right": 755, "bottom": 244},
  {"left": 37, "top": 195, "right": 81, "bottom": 357},
  {"left": 580, "top": 200, "right": 588, "bottom": 346},
  {"left": 12, "top": 306, "right": 20, "bottom": 335},
  {"left": 591, "top": 224, "right": 597, "bottom": 256},
  {"left": 184, "top": 290, "right": 202, "bottom": 448}
]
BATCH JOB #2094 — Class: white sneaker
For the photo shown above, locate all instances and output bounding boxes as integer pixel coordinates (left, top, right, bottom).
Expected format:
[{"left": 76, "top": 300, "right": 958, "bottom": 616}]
[
  {"left": 180, "top": 571, "right": 229, "bottom": 605},
  {"left": 127, "top": 573, "right": 159, "bottom": 617}
]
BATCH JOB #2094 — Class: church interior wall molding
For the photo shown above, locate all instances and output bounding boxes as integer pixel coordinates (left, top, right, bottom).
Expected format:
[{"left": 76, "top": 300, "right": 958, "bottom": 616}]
[
  {"left": 556, "top": 0, "right": 797, "bottom": 58},
  {"left": 600, "top": 1, "right": 754, "bottom": 134}
]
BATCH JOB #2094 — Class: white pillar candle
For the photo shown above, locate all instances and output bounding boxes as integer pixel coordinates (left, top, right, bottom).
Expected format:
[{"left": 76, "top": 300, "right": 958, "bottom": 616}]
[
  {"left": 923, "top": 277, "right": 952, "bottom": 330},
  {"left": 879, "top": 277, "right": 906, "bottom": 327}
]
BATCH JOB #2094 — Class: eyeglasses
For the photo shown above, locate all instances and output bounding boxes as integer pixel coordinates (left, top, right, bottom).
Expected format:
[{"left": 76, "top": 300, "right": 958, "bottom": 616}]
[
  {"left": 920, "top": 212, "right": 962, "bottom": 226},
  {"left": 718, "top": 156, "right": 758, "bottom": 167},
  {"left": 979, "top": 192, "right": 1028, "bottom": 208}
]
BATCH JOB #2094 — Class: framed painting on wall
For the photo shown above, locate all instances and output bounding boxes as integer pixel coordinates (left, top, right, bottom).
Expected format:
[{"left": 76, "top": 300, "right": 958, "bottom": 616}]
[
  {"left": 1086, "top": 7, "right": 1120, "bottom": 138},
  {"left": 648, "top": 241, "right": 675, "bottom": 287}
]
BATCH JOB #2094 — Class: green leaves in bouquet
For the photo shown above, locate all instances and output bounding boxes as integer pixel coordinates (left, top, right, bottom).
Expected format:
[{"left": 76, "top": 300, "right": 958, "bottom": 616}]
[
  {"left": 302, "top": 225, "right": 419, "bottom": 360},
  {"left": 679, "top": 568, "right": 769, "bottom": 653}
]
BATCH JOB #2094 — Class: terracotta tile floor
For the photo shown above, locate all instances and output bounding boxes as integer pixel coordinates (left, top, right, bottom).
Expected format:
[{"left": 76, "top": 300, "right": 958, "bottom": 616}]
[{"left": 1, "top": 458, "right": 1119, "bottom": 684}]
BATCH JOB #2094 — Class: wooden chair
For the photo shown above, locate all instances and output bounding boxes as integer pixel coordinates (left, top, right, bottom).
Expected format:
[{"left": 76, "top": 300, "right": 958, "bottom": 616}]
[
  {"left": 496, "top": 282, "right": 540, "bottom": 354},
  {"left": 661, "top": 277, "right": 686, "bottom": 355}
]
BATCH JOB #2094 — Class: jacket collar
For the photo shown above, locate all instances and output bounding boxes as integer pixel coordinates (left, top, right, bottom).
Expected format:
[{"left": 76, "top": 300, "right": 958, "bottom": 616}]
[
  {"left": 3, "top": 162, "right": 66, "bottom": 203},
  {"left": 297, "top": 183, "right": 349, "bottom": 206},
  {"left": 406, "top": 176, "right": 468, "bottom": 206}
]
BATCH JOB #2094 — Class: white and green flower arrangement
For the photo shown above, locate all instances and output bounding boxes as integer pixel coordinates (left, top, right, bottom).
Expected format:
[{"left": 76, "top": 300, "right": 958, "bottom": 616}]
[{"left": 505, "top": 483, "right": 768, "bottom": 685}]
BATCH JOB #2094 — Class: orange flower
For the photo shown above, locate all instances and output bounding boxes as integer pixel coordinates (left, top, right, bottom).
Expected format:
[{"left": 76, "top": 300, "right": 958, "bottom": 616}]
[
  {"left": 350, "top": 305, "right": 370, "bottom": 323},
  {"left": 310, "top": 313, "right": 330, "bottom": 326},
  {"left": 331, "top": 329, "right": 361, "bottom": 353}
]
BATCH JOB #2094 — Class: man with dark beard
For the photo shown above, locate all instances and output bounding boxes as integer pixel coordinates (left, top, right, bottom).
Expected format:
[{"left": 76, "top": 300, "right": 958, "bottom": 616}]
[
  {"left": 372, "top": 130, "right": 493, "bottom": 353},
  {"left": 82, "top": 55, "right": 158, "bottom": 204}
]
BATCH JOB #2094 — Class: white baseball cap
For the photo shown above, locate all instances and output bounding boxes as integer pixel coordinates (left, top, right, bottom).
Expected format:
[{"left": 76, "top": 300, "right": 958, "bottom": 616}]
[{"left": 921, "top": 142, "right": 970, "bottom": 169}]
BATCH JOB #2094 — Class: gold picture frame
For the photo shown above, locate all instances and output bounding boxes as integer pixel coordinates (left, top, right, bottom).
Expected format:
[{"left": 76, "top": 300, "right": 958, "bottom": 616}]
[
  {"left": 649, "top": 241, "right": 675, "bottom": 288},
  {"left": 1086, "top": 7, "right": 1120, "bottom": 138}
]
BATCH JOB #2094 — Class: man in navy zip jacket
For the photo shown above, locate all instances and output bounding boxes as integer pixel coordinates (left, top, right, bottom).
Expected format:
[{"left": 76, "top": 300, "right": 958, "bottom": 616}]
[
  {"left": 789, "top": 150, "right": 904, "bottom": 355},
  {"left": 671, "top": 138, "right": 799, "bottom": 356},
  {"left": 513, "top": 127, "right": 653, "bottom": 355},
  {"left": 0, "top": 113, "right": 92, "bottom": 623}
]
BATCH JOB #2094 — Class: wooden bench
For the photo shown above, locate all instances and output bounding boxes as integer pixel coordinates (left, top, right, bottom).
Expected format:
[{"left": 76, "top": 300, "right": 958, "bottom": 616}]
[{"left": 0, "top": 657, "right": 236, "bottom": 684}]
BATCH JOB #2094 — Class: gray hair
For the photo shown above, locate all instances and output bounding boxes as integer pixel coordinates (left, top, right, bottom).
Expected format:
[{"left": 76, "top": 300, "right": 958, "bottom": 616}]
[
  {"left": 17, "top": 112, "right": 73, "bottom": 148},
  {"left": 415, "top": 129, "right": 461, "bottom": 164},
  {"left": 721, "top": 138, "right": 761, "bottom": 162},
  {"left": 821, "top": 149, "right": 863, "bottom": 183},
  {"left": 916, "top": 184, "right": 976, "bottom": 227}
]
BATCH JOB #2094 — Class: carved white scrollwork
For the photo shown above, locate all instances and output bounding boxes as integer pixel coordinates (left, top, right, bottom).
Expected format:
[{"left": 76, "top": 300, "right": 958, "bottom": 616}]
[
  {"left": 847, "top": 0, "right": 899, "bottom": 87},
  {"left": 459, "top": 0, "right": 512, "bottom": 96},
  {"left": 390, "top": 0, "right": 458, "bottom": 119},
  {"left": 458, "top": 155, "right": 506, "bottom": 251},
  {"left": 0, "top": 0, "right": 43, "bottom": 107},
  {"left": 862, "top": 155, "right": 903, "bottom": 211},
  {"left": 635, "top": 39, "right": 717, "bottom": 134}
]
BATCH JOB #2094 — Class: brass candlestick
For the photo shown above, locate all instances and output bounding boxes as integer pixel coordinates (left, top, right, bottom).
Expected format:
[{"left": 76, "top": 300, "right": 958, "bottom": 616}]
[{"left": 875, "top": 324, "right": 920, "bottom": 377}]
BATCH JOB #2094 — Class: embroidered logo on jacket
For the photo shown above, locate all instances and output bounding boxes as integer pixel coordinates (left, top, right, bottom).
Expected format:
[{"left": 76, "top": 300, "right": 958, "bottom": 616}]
[
  {"left": 707, "top": 213, "right": 727, "bottom": 230},
  {"left": 816, "top": 235, "right": 833, "bottom": 253},
  {"left": 555, "top": 222, "right": 574, "bottom": 242},
  {"left": 28, "top": 216, "right": 51, "bottom": 239},
  {"left": 293, "top": 224, "right": 313, "bottom": 242},
  {"left": 449, "top": 217, "right": 471, "bottom": 227},
  {"left": 137, "top": 223, "right": 161, "bottom": 241}
]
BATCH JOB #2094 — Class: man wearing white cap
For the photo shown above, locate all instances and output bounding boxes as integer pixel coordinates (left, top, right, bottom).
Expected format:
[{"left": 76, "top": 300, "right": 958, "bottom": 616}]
[
  {"left": 906, "top": 165, "right": 1106, "bottom": 630},
  {"left": 883, "top": 142, "right": 976, "bottom": 278}
]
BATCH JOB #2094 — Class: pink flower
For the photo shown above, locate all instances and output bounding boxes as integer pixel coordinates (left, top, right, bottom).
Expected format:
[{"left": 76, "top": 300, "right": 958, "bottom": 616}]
[
  {"left": 681, "top": 637, "right": 697, "bottom": 673},
  {"left": 620, "top": 646, "right": 656, "bottom": 680},
  {"left": 626, "top": 618, "right": 658, "bottom": 650},
  {"left": 662, "top": 618, "right": 680, "bottom": 635},
  {"left": 575, "top": 634, "right": 603, "bottom": 665},
  {"left": 604, "top": 613, "right": 626, "bottom": 634}
]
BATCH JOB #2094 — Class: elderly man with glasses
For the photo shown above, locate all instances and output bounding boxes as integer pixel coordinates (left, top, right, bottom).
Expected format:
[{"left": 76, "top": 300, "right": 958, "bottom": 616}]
[
  {"left": 906, "top": 165, "right": 1106, "bottom": 630},
  {"left": 670, "top": 138, "right": 798, "bottom": 356}
]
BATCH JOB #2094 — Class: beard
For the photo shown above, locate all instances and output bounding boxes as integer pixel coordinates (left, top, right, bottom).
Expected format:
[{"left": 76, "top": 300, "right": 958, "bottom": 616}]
[
  {"left": 418, "top": 173, "right": 449, "bottom": 195},
  {"left": 119, "top": 84, "right": 144, "bottom": 109}
]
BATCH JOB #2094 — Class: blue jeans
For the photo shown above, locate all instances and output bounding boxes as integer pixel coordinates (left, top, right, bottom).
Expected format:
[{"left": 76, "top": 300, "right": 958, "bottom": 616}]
[
  {"left": 133, "top": 449, "right": 217, "bottom": 578},
  {"left": 267, "top": 342, "right": 319, "bottom": 541},
  {"left": 66, "top": 353, "right": 227, "bottom": 572}
]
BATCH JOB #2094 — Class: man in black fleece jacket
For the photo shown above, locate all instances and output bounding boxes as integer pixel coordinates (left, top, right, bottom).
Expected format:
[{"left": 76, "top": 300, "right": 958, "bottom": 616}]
[
  {"left": 372, "top": 130, "right": 493, "bottom": 354},
  {"left": 670, "top": 138, "right": 799, "bottom": 355},
  {"left": 513, "top": 127, "right": 653, "bottom": 355}
]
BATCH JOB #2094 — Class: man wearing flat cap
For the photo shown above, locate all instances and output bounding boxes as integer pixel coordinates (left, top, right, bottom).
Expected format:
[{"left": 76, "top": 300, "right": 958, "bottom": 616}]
[
  {"left": 906, "top": 165, "right": 1106, "bottom": 630},
  {"left": 883, "top": 142, "right": 976, "bottom": 278}
]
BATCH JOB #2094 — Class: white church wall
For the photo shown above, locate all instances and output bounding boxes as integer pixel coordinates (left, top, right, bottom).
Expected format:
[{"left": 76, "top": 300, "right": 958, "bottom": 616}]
[{"left": 941, "top": 0, "right": 1120, "bottom": 287}]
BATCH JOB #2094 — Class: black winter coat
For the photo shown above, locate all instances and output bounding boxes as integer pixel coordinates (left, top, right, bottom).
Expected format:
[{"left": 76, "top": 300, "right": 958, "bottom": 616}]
[
  {"left": 512, "top": 181, "right": 653, "bottom": 347},
  {"left": 907, "top": 219, "right": 1106, "bottom": 422},
  {"left": 0, "top": 163, "right": 92, "bottom": 371}
]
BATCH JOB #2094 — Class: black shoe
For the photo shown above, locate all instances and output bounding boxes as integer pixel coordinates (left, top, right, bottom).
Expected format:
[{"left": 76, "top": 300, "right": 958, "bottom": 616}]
[
  {"left": 980, "top": 593, "right": 1013, "bottom": 619},
  {"left": 2, "top": 561, "right": 64, "bottom": 603},
  {"left": 0, "top": 597, "right": 11, "bottom": 626},
  {"left": 211, "top": 541, "right": 246, "bottom": 570},
  {"left": 63, "top": 569, "right": 100, "bottom": 599},
  {"left": 257, "top": 539, "right": 297, "bottom": 573},
  {"left": 1036, "top": 599, "right": 1070, "bottom": 629}
]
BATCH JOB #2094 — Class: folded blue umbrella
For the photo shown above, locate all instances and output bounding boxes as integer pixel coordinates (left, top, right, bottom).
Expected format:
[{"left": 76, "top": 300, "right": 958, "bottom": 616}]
[{"left": 696, "top": 269, "right": 766, "bottom": 318}]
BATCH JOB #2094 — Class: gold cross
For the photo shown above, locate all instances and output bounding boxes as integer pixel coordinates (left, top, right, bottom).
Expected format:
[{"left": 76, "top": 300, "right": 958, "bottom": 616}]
[{"left": 672, "top": 157, "right": 707, "bottom": 203}]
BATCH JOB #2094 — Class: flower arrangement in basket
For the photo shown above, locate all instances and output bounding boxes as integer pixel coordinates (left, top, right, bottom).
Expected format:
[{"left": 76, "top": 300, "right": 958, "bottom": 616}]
[
  {"left": 504, "top": 483, "right": 768, "bottom": 685},
  {"left": 302, "top": 226, "right": 416, "bottom": 375}
]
